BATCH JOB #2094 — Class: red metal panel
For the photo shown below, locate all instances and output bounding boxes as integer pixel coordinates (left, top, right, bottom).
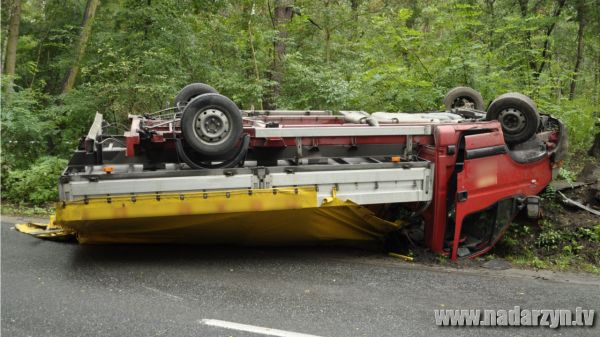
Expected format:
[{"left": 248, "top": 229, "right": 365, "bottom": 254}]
[
  {"left": 464, "top": 131, "right": 504, "bottom": 150},
  {"left": 450, "top": 154, "right": 552, "bottom": 259}
]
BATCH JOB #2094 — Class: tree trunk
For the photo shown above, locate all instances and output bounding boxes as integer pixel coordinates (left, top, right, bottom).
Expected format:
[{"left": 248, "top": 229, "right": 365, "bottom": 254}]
[
  {"left": 406, "top": 0, "right": 420, "bottom": 29},
  {"left": 594, "top": 53, "right": 600, "bottom": 105},
  {"left": 517, "top": 0, "right": 537, "bottom": 84},
  {"left": 247, "top": 4, "right": 263, "bottom": 110},
  {"left": 533, "top": 0, "right": 567, "bottom": 80},
  {"left": 264, "top": 0, "right": 293, "bottom": 109},
  {"left": 144, "top": 0, "right": 152, "bottom": 40},
  {"left": 3, "top": 0, "right": 22, "bottom": 94},
  {"left": 569, "top": 0, "right": 586, "bottom": 100},
  {"left": 324, "top": 0, "right": 331, "bottom": 63},
  {"left": 589, "top": 129, "right": 600, "bottom": 158},
  {"left": 350, "top": 0, "right": 360, "bottom": 18},
  {"left": 519, "top": 0, "right": 567, "bottom": 88},
  {"left": 350, "top": 0, "right": 360, "bottom": 39},
  {"left": 1, "top": 29, "right": 7, "bottom": 75},
  {"left": 61, "top": 0, "right": 100, "bottom": 94},
  {"left": 484, "top": 0, "right": 496, "bottom": 75}
]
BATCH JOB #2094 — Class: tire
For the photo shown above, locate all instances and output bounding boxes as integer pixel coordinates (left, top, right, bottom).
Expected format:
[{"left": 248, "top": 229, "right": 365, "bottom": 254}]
[
  {"left": 443, "top": 86, "right": 485, "bottom": 110},
  {"left": 174, "top": 83, "right": 218, "bottom": 109},
  {"left": 489, "top": 92, "right": 538, "bottom": 111},
  {"left": 486, "top": 92, "right": 540, "bottom": 145},
  {"left": 180, "top": 93, "right": 243, "bottom": 157}
]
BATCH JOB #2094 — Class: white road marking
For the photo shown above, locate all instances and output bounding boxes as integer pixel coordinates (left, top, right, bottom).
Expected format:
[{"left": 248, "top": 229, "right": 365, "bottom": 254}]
[
  {"left": 200, "top": 319, "right": 324, "bottom": 337},
  {"left": 141, "top": 285, "right": 183, "bottom": 301}
]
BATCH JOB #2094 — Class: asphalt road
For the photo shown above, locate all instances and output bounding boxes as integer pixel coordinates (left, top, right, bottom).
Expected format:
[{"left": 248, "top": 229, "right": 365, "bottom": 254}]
[{"left": 2, "top": 217, "right": 599, "bottom": 337}]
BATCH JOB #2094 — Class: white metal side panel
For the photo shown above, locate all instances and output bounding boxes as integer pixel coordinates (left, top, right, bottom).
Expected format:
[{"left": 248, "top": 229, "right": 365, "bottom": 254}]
[
  {"left": 270, "top": 166, "right": 433, "bottom": 205},
  {"left": 63, "top": 174, "right": 254, "bottom": 200},
  {"left": 60, "top": 165, "right": 433, "bottom": 206}
]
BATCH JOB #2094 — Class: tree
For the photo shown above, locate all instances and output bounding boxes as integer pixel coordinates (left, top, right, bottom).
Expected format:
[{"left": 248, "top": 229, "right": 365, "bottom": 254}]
[
  {"left": 517, "top": 0, "right": 567, "bottom": 85},
  {"left": 3, "top": 0, "right": 21, "bottom": 94},
  {"left": 534, "top": 0, "right": 567, "bottom": 82},
  {"left": 264, "top": 0, "right": 294, "bottom": 109},
  {"left": 569, "top": 0, "right": 586, "bottom": 100},
  {"left": 61, "top": 0, "right": 100, "bottom": 94}
]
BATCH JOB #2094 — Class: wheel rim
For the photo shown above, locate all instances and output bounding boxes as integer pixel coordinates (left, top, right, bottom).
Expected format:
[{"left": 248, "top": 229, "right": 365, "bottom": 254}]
[
  {"left": 498, "top": 107, "right": 527, "bottom": 133},
  {"left": 193, "top": 108, "right": 231, "bottom": 145}
]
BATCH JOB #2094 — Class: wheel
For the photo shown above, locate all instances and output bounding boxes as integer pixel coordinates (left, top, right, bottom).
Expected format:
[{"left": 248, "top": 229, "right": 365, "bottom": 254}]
[
  {"left": 486, "top": 92, "right": 540, "bottom": 145},
  {"left": 180, "top": 93, "right": 243, "bottom": 157},
  {"left": 174, "top": 83, "right": 218, "bottom": 109},
  {"left": 443, "top": 87, "right": 485, "bottom": 110}
]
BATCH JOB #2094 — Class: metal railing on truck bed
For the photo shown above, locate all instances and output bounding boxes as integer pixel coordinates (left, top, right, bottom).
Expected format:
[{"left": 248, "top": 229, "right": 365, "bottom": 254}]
[{"left": 59, "top": 158, "right": 434, "bottom": 206}]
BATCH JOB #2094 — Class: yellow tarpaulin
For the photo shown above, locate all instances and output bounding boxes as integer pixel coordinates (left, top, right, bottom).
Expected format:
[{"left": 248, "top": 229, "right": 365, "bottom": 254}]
[{"left": 16, "top": 187, "right": 403, "bottom": 245}]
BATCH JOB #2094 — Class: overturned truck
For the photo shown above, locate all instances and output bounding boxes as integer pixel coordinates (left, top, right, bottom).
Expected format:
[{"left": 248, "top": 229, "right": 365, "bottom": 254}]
[{"left": 18, "top": 85, "right": 567, "bottom": 259}]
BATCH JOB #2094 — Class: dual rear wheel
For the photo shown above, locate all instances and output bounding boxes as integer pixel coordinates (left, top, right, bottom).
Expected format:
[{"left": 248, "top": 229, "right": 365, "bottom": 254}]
[{"left": 174, "top": 83, "right": 243, "bottom": 157}]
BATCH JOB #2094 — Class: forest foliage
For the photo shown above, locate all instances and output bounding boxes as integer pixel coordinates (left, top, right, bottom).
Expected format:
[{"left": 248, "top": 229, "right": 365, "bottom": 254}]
[{"left": 1, "top": 0, "right": 599, "bottom": 205}]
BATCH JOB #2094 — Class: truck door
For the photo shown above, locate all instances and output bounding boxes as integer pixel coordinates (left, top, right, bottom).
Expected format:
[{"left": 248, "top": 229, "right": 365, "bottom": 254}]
[{"left": 449, "top": 131, "right": 520, "bottom": 259}]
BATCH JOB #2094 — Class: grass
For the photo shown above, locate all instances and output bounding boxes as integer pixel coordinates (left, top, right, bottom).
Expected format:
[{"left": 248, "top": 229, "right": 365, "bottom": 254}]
[
  {"left": 0, "top": 202, "right": 54, "bottom": 218},
  {"left": 507, "top": 254, "right": 600, "bottom": 275},
  {"left": 493, "top": 185, "right": 600, "bottom": 275}
]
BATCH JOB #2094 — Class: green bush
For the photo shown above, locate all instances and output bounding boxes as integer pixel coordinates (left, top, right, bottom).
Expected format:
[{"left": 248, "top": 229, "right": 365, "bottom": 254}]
[
  {"left": 537, "top": 98, "right": 598, "bottom": 156},
  {"left": 0, "top": 86, "right": 51, "bottom": 170},
  {"left": 3, "top": 157, "right": 67, "bottom": 206}
]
